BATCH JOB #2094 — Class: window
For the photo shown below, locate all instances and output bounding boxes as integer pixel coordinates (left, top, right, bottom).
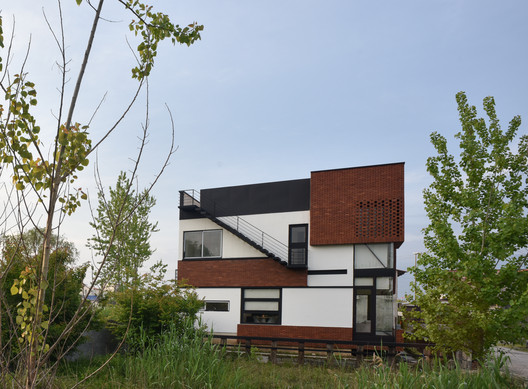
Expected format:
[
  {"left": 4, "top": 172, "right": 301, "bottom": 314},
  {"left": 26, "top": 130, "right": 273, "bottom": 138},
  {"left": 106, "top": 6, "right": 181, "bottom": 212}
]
[
  {"left": 288, "top": 224, "right": 308, "bottom": 267},
  {"left": 354, "top": 243, "right": 394, "bottom": 269},
  {"left": 183, "top": 230, "right": 222, "bottom": 258},
  {"left": 241, "top": 289, "right": 281, "bottom": 324},
  {"left": 204, "top": 301, "right": 229, "bottom": 312}
]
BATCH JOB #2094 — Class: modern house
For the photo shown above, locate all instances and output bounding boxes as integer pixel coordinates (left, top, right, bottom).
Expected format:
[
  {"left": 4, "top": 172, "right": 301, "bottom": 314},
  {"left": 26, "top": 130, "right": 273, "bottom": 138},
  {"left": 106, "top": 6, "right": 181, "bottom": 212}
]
[{"left": 177, "top": 163, "right": 405, "bottom": 343}]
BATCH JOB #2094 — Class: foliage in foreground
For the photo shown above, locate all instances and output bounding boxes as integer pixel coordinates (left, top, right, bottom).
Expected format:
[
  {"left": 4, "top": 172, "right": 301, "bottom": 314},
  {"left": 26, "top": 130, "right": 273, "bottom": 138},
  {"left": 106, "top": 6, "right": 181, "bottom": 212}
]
[
  {"left": 0, "top": 230, "right": 97, "bottom": 364},
  {"left": 0, "top": 1, "right": 203, "bottom": 387},
  {"left": 103, "top": 265, "right": 203, "bottom": 353},
  {"left": 409, "top": 91, "right": 528, "bottom": 358},
  {"left": 59, "top": 318, "right": 240, "bottom": 388},
  {"left": 57, "top": 322, "right": 522, "bottom": 389}
]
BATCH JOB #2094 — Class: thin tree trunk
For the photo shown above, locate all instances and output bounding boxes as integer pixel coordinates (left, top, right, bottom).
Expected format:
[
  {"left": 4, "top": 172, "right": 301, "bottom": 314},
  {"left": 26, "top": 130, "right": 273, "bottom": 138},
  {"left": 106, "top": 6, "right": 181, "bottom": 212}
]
[{"left": 26, "top": 1, "right": 105, "bottom": 387}]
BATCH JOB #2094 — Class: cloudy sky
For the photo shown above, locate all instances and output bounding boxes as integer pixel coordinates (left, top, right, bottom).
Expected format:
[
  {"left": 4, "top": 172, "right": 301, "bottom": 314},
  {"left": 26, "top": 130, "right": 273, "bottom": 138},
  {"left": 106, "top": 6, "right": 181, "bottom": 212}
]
[{"left": 2, "top": 1, "right": 527, "bottom": 297}]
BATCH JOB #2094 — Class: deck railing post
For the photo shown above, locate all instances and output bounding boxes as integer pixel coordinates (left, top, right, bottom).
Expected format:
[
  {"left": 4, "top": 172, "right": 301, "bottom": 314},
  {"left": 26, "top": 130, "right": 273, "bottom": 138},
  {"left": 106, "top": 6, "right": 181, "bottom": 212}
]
[
  {"left": 245, "top": 338, "right": 251, "bottom": 355},
  {"left": 326, "top": 343, "right": 334, "bottom": 365},
  {"left": 387, "top": 346, "right": 396, "bottom": 365},
  {"left": 298, "top": 341, "right": 305, "bottom": 365},
  {"left": 270, "top": 341, "right": 278, "bottom": 364},
  {"left": 356, "top": 346, "right": 364, "bottom": 367}
]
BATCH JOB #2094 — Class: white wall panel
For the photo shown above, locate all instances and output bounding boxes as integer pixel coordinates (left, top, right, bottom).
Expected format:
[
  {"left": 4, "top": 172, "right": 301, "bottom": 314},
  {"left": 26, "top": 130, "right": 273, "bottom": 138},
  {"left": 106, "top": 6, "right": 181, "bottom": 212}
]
[
  {"left": 179, "top": 219, "right": 266, "bottom": 259},
  {"left": 282, "top": 288, "right": 353, "bottom": 327},
  {"left": 239, "top": 211, "right": 309, "bottom": 245},
  {"left": 307, "top": 245, "right": 354, "bottom": 286},
  {"left": 196, "top": 288, "right": 241, "bottom": 334}
]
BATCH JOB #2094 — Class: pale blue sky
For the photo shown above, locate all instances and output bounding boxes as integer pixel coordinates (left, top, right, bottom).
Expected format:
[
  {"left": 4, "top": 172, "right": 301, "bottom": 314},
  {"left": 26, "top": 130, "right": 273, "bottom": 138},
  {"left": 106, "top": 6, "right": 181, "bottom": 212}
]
[{"left": 2, "top": 1, "right": 527, "bottom": 297}]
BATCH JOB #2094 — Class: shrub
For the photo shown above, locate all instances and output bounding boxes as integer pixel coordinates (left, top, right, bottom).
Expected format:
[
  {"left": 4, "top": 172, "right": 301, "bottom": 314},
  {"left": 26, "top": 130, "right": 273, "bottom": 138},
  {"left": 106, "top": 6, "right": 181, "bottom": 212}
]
[{"left": 104, "top": 263, "right": 203, "bottom": 352}]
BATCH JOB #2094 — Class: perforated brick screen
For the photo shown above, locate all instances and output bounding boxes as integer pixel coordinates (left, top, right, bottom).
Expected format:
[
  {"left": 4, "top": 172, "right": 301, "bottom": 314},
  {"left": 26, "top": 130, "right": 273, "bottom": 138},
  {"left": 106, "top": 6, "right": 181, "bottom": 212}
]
[{"left": 310, "top": 163, "right": 404, "bottom": 246}]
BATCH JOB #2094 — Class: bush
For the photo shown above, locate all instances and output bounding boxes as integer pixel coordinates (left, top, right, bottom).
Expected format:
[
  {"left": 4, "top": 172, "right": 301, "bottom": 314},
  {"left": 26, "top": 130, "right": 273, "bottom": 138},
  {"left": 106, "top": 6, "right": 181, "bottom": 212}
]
[
  {"left": 0, "top": 230, "right": 99, "bottom": 364},
  {"left": 104, "top": 264, "right": 203, "bottom": 352}
]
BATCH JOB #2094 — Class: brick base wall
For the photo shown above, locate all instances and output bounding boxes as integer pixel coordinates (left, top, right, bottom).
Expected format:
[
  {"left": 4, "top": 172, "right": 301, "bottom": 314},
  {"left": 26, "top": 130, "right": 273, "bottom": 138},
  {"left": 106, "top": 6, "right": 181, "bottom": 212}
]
[
  {"left": 396, "top": 328, "right": 404, "bottom": 343},
  {"left": 237, "top": 325, "right": 404, "bottom": 350},
  {"left": 238, "top": 324, "right": 354, "bottom": 341},
  {"left": 178, "top": 258, "right": 307, "bottom": 287},
  {"left": 237, "top": 324, "right": 354, "bottom": 347}
]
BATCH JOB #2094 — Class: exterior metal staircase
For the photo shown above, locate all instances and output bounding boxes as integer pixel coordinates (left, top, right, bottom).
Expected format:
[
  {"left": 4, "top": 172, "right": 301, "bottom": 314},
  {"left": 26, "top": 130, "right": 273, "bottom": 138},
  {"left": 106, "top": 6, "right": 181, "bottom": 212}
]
[{"left": 179, "top": 190, "right": 290, "bottom": 266}]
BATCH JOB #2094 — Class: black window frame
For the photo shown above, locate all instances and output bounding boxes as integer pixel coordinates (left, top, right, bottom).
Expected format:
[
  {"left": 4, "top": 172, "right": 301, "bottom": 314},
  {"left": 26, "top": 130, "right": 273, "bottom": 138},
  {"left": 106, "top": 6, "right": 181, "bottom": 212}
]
[
  {"left": 353, "top": 243, "right": 397, "bottom": 341},
  {"left": 183, "top": 229, "right": 223, "bottom": 259},
  {"left": 204, "top": 301, "right": 230, "bottom": 312},
  {"left": 240, "top": 288, "right": 282, "bottom": 325},
  {"left": 288, "top": 224, "right": 308, "bottom": 268}
]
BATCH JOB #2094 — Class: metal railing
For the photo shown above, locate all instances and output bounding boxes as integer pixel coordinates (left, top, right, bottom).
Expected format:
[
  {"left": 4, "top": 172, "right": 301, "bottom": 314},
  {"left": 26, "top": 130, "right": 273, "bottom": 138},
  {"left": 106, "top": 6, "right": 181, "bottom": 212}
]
[{"left": 180, "top": 190, "right": 289, "bottom": 263}]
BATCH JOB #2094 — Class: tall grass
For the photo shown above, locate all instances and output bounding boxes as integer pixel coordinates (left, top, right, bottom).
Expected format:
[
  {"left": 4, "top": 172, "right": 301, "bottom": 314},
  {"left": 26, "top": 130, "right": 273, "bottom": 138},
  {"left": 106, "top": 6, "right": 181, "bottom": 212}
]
[
  {"left": 352, "top": 352, "right": 516, "bottom": 389},
  {"left": 230, "top": 351, "right": 522, "bottom": 389},
  {"left": 59, "top": 330, "right": 523, "bottom": 388},
  {"left": 59, "top": 318, "right": 241, "bottom": 388}
]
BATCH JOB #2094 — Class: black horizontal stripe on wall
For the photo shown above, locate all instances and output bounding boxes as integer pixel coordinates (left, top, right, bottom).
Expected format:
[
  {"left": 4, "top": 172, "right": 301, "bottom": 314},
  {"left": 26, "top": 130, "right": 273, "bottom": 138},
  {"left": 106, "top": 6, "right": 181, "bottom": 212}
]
[{"left": 307, "top": 269, "right": 347, "bottom": 275}]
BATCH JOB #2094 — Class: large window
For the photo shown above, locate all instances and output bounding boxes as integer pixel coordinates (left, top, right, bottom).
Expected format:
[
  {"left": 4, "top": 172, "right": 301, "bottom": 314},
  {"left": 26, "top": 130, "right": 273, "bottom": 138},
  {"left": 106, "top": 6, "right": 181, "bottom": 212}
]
[
  {"left": 183, "top": 230, "right": 222, "bottom": 258},
  {"left": 354, "top": 243, "right": 394, "bottom": 269},
  {"left": 354, "top": 243, "right": 396, "bottom": 340},
  {"left": 288, "top": 224, "right": 308, "bottom": 267},
  {"left": 241, "top": 289, "right": 281, "bottom": 324}
]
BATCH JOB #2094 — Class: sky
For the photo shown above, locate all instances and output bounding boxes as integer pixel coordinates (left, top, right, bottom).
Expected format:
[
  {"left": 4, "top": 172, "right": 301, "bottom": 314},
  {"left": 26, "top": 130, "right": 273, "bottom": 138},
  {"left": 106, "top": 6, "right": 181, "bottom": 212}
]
[{"left": 1, "top": 1, "right": 527, "bottom": 298}]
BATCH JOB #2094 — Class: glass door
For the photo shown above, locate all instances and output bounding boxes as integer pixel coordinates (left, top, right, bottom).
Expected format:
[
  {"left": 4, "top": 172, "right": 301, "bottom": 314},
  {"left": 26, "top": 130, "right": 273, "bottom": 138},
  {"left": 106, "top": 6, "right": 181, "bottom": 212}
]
[{"left": 353, "top": 286, "right": 374, "bottom": 339}]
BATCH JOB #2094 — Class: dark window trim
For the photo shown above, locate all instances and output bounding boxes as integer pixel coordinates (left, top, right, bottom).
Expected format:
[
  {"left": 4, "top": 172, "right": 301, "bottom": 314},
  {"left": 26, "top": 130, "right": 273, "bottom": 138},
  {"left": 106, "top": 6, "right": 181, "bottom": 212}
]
[
  {"left": 288, "top": 224, "right": 308, "bottom": 268},
  {"left": 183, "top": 229, "right": 223, "bottom": 259},
  {"left": 204, "top": 301, "right": 230, "bottom": 312},
  {"left": 308, "top": 269, "right": 348, "bottom": 275},
  {"left": 240, "top": 288, "right": 282, "bottom": 325},
  {"left": 354, "top": 268, "right": 396, "bottom": 278}
]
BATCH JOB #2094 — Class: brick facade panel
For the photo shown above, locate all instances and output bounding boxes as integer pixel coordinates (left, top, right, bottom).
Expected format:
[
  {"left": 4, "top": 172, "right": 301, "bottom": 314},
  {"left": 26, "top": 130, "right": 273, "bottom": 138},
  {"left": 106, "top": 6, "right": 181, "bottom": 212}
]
[
  {"left": 178, "top": 258, "right": 307, "bottom": 287},
  {"left": 310, "top": 163, "right": 404, "bottom": 246},
  {"left": 237, "top": 324, "right": 354, "bottom": 347}
]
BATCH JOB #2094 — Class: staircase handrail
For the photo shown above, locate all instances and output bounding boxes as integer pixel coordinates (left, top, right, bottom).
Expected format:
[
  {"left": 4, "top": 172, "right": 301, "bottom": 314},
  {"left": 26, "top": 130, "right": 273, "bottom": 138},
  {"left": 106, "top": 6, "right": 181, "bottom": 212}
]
[{"left": 179, "top": 190, "right": 288, "bottom": 262}]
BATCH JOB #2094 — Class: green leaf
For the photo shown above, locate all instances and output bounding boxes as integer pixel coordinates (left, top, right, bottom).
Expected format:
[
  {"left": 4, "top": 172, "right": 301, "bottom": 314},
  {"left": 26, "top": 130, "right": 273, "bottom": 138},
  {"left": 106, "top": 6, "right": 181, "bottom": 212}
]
[{"left": 10, "top": 285, "right": 19, "bottom": 295}]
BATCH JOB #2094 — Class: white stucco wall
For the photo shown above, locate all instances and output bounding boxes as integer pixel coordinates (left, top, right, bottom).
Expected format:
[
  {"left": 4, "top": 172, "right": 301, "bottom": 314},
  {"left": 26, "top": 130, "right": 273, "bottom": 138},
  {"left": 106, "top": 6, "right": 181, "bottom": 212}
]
[
  {"left": 179, "top": 218, "right": 266, "bottom": 259},
  {"left": 282, "top": 288, "right": 353, "bottom": 327},
  {"left": 236, "top": 211, "right": 309, "bottom": 245},
  {"left": 307, "top": 245, "right": 354, "bottom": 286},
  {"left": 196, "top": 288, "right": 241, "bottom": 334}
]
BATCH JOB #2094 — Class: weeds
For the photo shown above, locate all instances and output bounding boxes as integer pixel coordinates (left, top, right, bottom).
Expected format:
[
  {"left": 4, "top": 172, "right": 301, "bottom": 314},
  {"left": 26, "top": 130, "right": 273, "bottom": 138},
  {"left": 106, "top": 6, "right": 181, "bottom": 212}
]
[{"left": 58, "top": 332, "right": 523, "bottom": 388}]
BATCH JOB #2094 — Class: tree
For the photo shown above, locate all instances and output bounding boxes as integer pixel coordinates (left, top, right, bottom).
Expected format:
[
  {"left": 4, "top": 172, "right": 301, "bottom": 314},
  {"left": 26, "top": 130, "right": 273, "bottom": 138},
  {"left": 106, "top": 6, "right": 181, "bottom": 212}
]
[
  {"left": 0, "top": 2, "right": 202, "bottom": 387},
  {"left": 88, "top": 171, "right": 157, "bottom": 290},
  {"left": 0, "top": 230, "right": 97, "bottom": 364},
  {"left": 105, "top": 262, "right": 203, "bottom": 353},
  {"left": 409, "top": 92, "right": 528, "bottom": 359}
]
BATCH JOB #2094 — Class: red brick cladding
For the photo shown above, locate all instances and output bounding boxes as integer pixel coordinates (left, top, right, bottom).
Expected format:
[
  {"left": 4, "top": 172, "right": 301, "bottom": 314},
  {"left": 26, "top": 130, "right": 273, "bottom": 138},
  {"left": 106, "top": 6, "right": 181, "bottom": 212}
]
[
  {"left": 238, "top": 325, "right": 403, "bottom": 350},
  {"left": 238, "top": 324, "right": 353, "bottom": 346},
  {"left": 178, "top": 258, "right": 307, "bottom": 287},
  {"left": 310, "top": 163, "right": 404, "bottom": 246}
]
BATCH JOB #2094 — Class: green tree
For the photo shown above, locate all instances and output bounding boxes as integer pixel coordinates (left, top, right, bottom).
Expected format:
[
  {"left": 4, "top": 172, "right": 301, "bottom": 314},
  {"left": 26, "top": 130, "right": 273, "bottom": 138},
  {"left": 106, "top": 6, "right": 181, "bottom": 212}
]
[
  {"left": 409, "top": 92, "right": 528, "bottom": 358},
  {"left": 0, "top": 1, "right": 202, "bottom": 387},
  {"left": 105, "top": 262, "right": 203, "bottom": 353},
  {"left": 0, "top": 230, "right": 97, "bottom": 364},
  {"left": 88, "top": 171, "right": 158, "bottom": 290}
]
